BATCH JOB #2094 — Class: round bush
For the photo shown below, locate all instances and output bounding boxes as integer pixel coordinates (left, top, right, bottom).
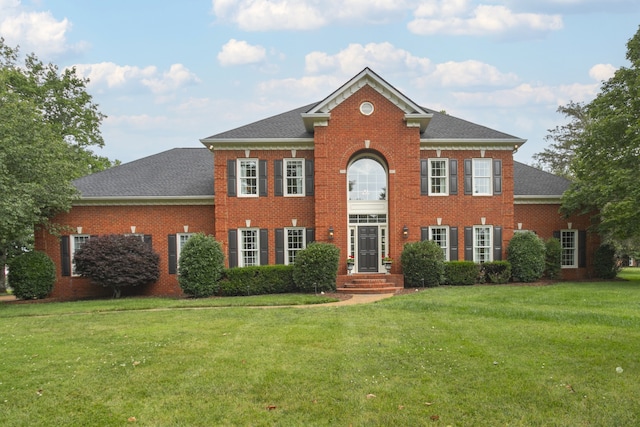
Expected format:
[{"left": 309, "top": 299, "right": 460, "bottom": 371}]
[
  {"left": 178, "top": 233, "right": 225, "bottom": 297},
  {"left": 8, "top": 251, "right": 56, "bottom": 299},
  {"left": 292, "top": 242, "right": 340, "bottom": 293},
  {"left": 400, "top": 240, "right": 445, "bottom": 287},
  {"left": 506, "top": 231, "right": 546, "bottom": 282},
  {"left": 544, "top": 237, "right": 562, "bottom": 279},
  {"left": 593, "top": 243, "right": 619, "bottom": 279}
]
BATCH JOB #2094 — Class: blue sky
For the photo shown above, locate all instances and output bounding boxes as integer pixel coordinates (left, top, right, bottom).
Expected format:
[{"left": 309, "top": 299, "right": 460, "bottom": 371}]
[{"left": 2, "top": 0, "right": 639, "bottom": 165}]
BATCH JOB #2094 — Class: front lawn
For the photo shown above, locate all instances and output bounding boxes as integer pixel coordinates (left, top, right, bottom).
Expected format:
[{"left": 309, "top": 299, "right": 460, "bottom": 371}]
[{"left": 1, "top": 275, "right": 639, "bottom": 426}]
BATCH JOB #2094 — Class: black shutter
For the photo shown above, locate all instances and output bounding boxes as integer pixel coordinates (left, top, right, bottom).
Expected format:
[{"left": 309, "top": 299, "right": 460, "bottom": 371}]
[
  {"left": 306, "top": 228, "right": 315, "bottom": 244},
  {"left": 259, "top": 160, "right": 267, "bottom": 197},
  {"left": 305, "top": 159, "right": 314, "bottom": 196},
  {"left": 260, "top": 229, "right": 269, "bottom": 265},
  {"left": 449, "top": 159, "right": 458, "bottom": 195},
  {"left": 143, "top": 235, "right": 152, "bottom": 248},
  {"left": 420, "top": 159, "right": 428, "bottom": 196},
  {"left": 493, "top": 159, "right": 502, "bottom": 195},
  {"left": 421, "top": 227, "right": 429, "bottom": 241},
  {"left": 578, "top": 230, "right": 587, "bottom": 268},
  {"left": 60, "top": 236, "right": 70, "bottom": 277},
  {"left": 274, "top": 160, "right": 283, "bottom": 197},
  {"left": 275, "top": 228, "right": 285, "bottom": 264},
  {"left": 464, "top": 159, "right": 472, "bottom": 195},
  {"left": 168, "top": 234, "right": 177, "bottom": 274},
  {"left": 449, "top": 227, "right": 458, "bottom": 261},
  {"left": 228, "top": 229, "right": 238, "bottom": 268},
  {"left": 553, "top": 230, "right": 560, "bottom": 240},
  {"left": 227, "top": 160, "right": 236, "bottom": 197},
  {"left": 493, "top": 226, "right": 502, "bottom": 261},
  {"left": 464, "top": 227, "right": 473, "bottom": 261}
]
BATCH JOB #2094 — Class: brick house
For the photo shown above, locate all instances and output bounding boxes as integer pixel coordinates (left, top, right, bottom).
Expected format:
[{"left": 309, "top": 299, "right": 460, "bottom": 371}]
[{"left": 35, "top": 68, "right": 597, "bottom": 299}]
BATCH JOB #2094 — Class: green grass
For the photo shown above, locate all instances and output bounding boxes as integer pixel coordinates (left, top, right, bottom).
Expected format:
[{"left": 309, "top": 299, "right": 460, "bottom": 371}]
[{"left": 1, "top": 273, "right": 640, "bottom": 426}]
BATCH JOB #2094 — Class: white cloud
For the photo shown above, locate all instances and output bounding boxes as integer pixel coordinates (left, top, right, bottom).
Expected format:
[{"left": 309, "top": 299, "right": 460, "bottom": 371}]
[
  {"left": 217, "top": 39, "right": 267, "bottom": 66},
  {"left": 428, "top": 60, "right": 519, "bottom": 87},
  {"left": 589, "top": 63, "right": 616, "bottom": 82},
  {"left": 305, "top": 42, "right": 431, "bottom": 76},
  {"left": 72, "top": 62, "right": 200, "bottom": 95},
  {"left": 408, "top": 2, "right": 563, "bottom": 37},
  {"left": 211, "top": 0, "right": 411, "bottom": 31},
  {"left": 0, "top": 0, "right": 86, "bottom": 57}
]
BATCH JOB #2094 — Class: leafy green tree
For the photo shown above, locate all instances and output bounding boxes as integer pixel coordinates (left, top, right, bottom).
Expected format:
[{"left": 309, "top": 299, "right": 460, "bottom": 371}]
[
  {"left": 73, "top": 235, "right": 160, "bottom": 298},
  {"left": 178, "top": 233, "right": 225, "bottom": 298},
  {"left": 0, "top": 39, "right": 116, "bottom": 291},
  {"left": 561, "top": 27, "right": 640, "bottom": 239},
  {"left": 533, "top": 101, "right": 590, "bottom": 179}
]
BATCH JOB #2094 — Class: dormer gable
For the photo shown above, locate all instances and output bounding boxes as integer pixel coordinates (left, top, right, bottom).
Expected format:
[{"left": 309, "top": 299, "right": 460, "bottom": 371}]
[{"left": 301, "top": 67, "right": 433, "bottom": 133}]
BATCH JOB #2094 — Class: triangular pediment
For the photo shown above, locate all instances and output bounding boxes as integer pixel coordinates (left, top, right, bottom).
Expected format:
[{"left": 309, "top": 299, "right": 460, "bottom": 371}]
[{"left": 301, "top": 67, "right": 433, "bottom": 133}]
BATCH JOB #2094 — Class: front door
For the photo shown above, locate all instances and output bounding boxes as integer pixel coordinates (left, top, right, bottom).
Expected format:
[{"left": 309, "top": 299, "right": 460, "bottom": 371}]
[{"left": 358, "top": 226, "right": 378, "bottom": 272}]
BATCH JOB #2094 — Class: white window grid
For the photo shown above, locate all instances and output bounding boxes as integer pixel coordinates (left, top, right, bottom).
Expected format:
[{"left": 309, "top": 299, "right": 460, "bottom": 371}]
[
  {"left": 473, "top": 158, "right": 492, "bottom": 195},
  {"left": 284, "top": 159, "right": 304, "bottom": 196},
  {"left": 71, "top": 234, "right": 90, "bottom": 276},
  {"left": 429, "top": 226, "right": 449, "bottom": 261},
  {"left": 240, "top": 229, "right": 259, "bottom": 267},
  {"left": 561, "top": 230, "right": 578, "bottom": 268},
  {"left": 285, "top": 228, "right": 305, "bottom": 265},
  {"left": 428, "top": 158, "right": 448, "bottom": 195},
  {"left": 474, "top": 226, "right": 492, "bottom": 263},
  {"left": 177, "top": 233, "right": 193, "bottom": 262},
  {"left": 238, "top": 159, "right": 258, "bottom": 197}
]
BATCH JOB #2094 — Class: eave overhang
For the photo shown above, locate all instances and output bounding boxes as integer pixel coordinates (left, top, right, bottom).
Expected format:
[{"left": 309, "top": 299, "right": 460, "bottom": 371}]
[
  {"left": 420, "top": 138, "right": 526, "bottom": 151},
  {"left": 200, "top": 138, "right": 315, "bottom": 151},
  {"left": 514, "top": 195, "right": 562, "bottom": 204},
  {"left": 73, "top": 196, "right": 215, "bottom": 206}
]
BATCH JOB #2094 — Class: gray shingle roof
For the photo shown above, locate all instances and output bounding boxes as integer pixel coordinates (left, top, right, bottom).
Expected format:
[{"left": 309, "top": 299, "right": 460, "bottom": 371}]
[
  {"left": 74, "top": 148, "right": 214, "bottom": 198},
  {"left": 513, "top": 161, "right": 570, "bottom": 196},
  {"left": 202, "top": 102, "right": 521, "bottom": 141}
]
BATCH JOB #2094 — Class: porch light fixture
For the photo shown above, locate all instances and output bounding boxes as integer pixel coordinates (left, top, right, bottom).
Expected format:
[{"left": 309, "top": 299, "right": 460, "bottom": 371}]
[
  {"left": 403, "top": 225, "right": 409, "bottom": 238},
  {"left": 328, "top": 226, "right": 334, "bottom": 240}
]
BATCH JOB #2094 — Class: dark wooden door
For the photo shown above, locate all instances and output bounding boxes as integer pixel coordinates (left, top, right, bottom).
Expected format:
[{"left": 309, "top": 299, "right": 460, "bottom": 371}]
[{"left": 358, "top": 226, "right": 378, "bottom": 272}]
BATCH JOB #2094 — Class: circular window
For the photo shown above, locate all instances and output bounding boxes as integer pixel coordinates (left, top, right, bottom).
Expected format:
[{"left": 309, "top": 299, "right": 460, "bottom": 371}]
[{"left": 360, "top": 101, "right": 374, "bottom": 116}]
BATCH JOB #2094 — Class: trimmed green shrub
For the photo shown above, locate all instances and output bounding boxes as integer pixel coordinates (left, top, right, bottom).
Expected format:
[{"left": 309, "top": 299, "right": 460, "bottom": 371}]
[
  {"left": 507, "top": 231, "right": 546, "bottom": 282},
  {"left": 178, "top": 233, "right": 225, "bottom": 298},
  {"left": 482, "top": 261, "right": 512, "bottom": 284},
  {"left": 544, "top": 237, "right": 562, "bottom": 279},
  {"left": 444, "top": 261, "right": 479, "bottom": 286},
  {"left": 74, "top": 234, "right": 160, "bottom": 298},
  {"left": 401, "top": 240, "right": 445, "bottom": 287},
  {"left": 219, "top": 265, "right": 295, "bottom": 296},
  {"left": 593, "top": 243, "right": 619, "bottom": 279},
  {"left": 292, "top": 243, "right": 340, "bottom": 292},
  {"left": 8, "top": 251, "right": 55, "bottom": 299}
]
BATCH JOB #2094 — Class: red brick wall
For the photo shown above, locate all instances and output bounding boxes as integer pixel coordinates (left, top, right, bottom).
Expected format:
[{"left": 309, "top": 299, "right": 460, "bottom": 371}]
[
  {"left": 35, "top": 204, "right": 215, "bottom": 300},
  {"left": 514, "top": 204, "right": 599, "bottom": 279}
]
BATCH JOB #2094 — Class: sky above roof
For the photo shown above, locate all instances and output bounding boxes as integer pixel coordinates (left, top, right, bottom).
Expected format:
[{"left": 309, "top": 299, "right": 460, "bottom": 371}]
[{"left": 2, "top": 0, "right": 639, "bottom": 165}]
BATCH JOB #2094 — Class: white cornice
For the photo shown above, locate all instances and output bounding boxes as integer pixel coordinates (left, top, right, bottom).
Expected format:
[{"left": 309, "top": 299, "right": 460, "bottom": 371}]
[
  {"left": 73, "top": 196, "right": 215, "bottom": 206},
  {"left": 421, "top": 138, "right": 526, "bottom": 151},
  {"left": 200, "top": 138, "right": 315, "bottom": 151},
  {"left": 514, "top": 195, "right": 562, "bottom": 204}
]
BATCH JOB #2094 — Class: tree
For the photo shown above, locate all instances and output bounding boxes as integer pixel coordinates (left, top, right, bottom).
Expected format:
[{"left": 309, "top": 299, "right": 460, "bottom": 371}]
[
  {"left": 561, "top": 26, "right": 640, "bottom": 239},
  {"left": 533, "top": 101, "right": 590, "bottom": 179},
  {"left": 178, "top": 233, "right": 225, "bottom": 298},
  {"left": 73, "top": 235, "right": 160, "bottom": 298},
  {"left": 0, "top": 39, "right": 116, "bottom": 291}
]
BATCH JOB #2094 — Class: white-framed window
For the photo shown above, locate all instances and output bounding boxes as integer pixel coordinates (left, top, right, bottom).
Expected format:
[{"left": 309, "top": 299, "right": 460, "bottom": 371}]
[
  {"left": 177, "top": 233, "right": 193, "bottom": 261},
  {"left": 561, "top": 230, "right": 578, "bottom": 268},
  {"left": 71, "top": 234, "right": 91, "bottom": 276},
  {"left": 428, "top": 158, "right": 448, "bottom": 195},
  {"left": 239, "top": 228, "right": 259, "bottom": 267},
  {"left": 238, "top": 159, "right": 258, "bottom": 197},
  {"left": 124, "top": 233, "right": 144, "bottom": 242},
  {"left": 474, "top": 226, "right": 492, "bottom": 263},
  {"left": 429, "top": 226, "right": 449, "bottom": 261},
  {"left": 285, "top": 228, "right": 305, "bottom": 265},
  {"left": 284, "top": 159, "right": 304, "bottom": 196},
  {"left": 473, "top": 158, "right": 492, "bottom": 195}
]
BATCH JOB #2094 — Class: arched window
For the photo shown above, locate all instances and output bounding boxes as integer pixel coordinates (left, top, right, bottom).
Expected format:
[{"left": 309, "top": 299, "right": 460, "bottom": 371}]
[{"left": 347, "top": 158, "right": 387, "bottom": 201}]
